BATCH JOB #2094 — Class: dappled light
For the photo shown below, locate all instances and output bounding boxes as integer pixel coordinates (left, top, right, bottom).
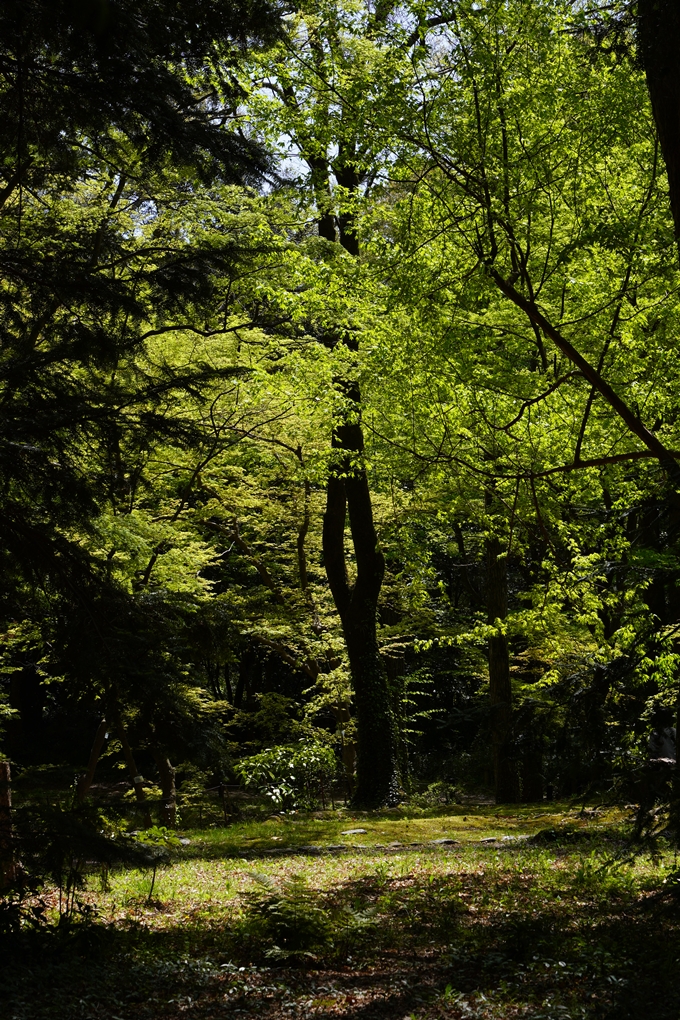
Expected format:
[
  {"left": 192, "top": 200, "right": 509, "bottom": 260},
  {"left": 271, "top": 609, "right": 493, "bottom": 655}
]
[
  {"left": 3, "top": 805, "right": 679, "bottom": 1019},
  {"left": 3, "top": 2, "right": 680, "bottom": 1017}
]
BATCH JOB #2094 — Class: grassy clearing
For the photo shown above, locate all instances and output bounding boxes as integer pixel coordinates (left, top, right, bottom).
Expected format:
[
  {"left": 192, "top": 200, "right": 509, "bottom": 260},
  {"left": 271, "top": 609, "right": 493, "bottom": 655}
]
[
  {"left": 2, "top": 802, "right": 678, "bottom": 1020},
  {"left": 166, "top": 802, "right": 629, "bottom": 857}
]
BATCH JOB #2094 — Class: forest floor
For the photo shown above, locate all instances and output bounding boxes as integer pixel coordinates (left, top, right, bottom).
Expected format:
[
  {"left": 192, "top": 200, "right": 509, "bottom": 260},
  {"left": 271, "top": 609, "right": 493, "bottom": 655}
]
[{"left": 3, "top": 802, "right": 680, "bottom": 1020}]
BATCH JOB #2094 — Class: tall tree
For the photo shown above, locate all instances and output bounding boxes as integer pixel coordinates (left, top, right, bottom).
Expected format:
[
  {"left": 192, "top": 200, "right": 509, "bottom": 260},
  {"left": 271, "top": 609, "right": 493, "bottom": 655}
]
[
  {"left": 0, "top": 0, "right": 281, "bottom": 605},
  {"left": 0, "top": 0, "right": 285, "bottom": 784},
  {"left": 353, "top": 0, "right": 680, "bottom": 799},
  {"left": 243, "top": 1, "right": 404, "bottom": 804}
]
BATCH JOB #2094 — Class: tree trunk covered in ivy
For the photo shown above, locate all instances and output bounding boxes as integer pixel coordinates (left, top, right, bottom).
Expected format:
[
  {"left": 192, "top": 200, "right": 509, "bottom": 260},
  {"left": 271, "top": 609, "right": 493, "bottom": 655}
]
[{"left": 323, "top": 384, "right": 399, "bottom": 807}]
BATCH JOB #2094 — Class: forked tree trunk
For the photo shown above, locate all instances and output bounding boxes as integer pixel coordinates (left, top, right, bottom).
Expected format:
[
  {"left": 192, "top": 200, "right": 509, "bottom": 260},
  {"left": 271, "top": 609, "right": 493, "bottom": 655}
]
[
  {"left": 486, "top": 536, "right": 517, "bottom": 803},
  {"left": 323, "top": 407, "right": 399, "bottom": 807},
  {"left": 295, "top": 34, "right": 398, "bottom": 807}
]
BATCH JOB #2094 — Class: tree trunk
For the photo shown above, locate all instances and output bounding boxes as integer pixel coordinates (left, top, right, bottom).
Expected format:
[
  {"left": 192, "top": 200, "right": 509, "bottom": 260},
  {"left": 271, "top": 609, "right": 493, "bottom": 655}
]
[
  {"left": 223, "top": 662, "right": 234, "bottom": 704},
  {"left": 111, "top": 704, "right": 152, "bottom": 827},
  {"left": 639, "top": 0, "right": 680, "bottom": 244},
  {"left": 487, "top": 536, "right": 517, "bottom": 803},
  {"left": 343, "top": 602, "right": 398, "bottom": 807},
  {"left": 323, "top": 410, "right": 399, "bottom": 807},
  {"left": 521, "top": 744, "right": 544, "bottom": 803},
  {"left": 0, "top": 761, "right": 17, "bottom": 889},
  {"left": 638, "top": 0, "right": 680, "bottom": 834},
  {"left": 77, "top": 717, "right": 108, "bottom": 803},
  {"left": 295, "top": 52, "right": 397, "bottom": 807},
  {"left": 334, "top": 702, "right": 356, "bottom": 799},
  {"left": 151, "top": 748, "right": 177, "bottom": 828}
]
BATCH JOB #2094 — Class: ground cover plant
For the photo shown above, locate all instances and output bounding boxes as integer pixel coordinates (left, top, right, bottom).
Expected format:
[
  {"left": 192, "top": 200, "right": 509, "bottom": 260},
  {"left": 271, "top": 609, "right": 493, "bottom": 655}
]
[{"left": 2, "top": 802, "right": 678, "bottom": 1020}]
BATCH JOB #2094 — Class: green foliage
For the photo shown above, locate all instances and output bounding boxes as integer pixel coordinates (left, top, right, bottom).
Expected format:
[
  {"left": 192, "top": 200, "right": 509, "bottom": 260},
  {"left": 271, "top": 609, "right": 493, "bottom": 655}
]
[
  {"left": 4, "top": 0, "right": 680, "bottom": 832},
  {"left": 238, "top": 875, "right": 334, "bottom": 960},
  {"left": 235, "top": 872, "right": 376, "bottom": 963},
  {"left": 236, "top": 742, "right": 338, "bottom": 808},
  {"left": 131, "top": 825, "right": 182, "bottom": 901}
]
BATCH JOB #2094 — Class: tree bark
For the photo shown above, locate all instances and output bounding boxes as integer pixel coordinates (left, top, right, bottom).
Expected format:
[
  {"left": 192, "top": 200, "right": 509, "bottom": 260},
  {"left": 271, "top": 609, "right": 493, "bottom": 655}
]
[
  {"left": 334, "top": 702, "right": 356, "bottom": 799},
  {"left": 520, "top": 741, "right": 544, "bottom": 803},
  {"left": 323, "top": 405, "right": 399, "bottom": 807},
  {"left": 292, "top": 29, "right": 397, "bottom": 807},
  {"left": 0, "top": 761, "right": 17, "bottom": 889},
  {"left": 639, "top": 0, "right": 680, "bottom": 244},
  {"left": 638, "top": 0, "right": 680, "bottom": 833},
  {"left": 487, "top": 536, "right": 517, "bottom": 803},
  {"left": 150, "top": 748, "right": 177, "bottom": 828},
  {"left": 110, "top": 704, "right": 152, "bottom": 827},
  {"left": 77, "top": 717, "right": 108, "bottom": 803}
]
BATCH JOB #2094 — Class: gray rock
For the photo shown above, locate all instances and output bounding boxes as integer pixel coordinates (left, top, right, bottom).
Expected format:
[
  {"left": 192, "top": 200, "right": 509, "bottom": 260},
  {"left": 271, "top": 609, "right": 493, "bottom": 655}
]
[
  {"left": 430, "top": 837, "right": 458, "bottom": 845},
  {"left": 341, "top": 828, "right": 368, "bottom": 835}
]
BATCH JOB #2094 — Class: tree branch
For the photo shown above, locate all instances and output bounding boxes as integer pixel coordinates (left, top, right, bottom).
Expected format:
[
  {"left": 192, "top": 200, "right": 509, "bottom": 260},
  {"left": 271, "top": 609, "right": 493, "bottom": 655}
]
[{"left": 488, "top": 268, "right": 680, "bottom": 488}]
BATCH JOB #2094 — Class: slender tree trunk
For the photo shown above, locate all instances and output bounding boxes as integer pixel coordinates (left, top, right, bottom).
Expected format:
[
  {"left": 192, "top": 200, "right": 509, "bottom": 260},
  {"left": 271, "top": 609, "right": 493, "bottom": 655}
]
[
  {"left": 323, "top": 411, "right": 399, "bottom": 807},
  {"left": 487, "top": 536, "right": 517, "bottom": 803},
  {"left": 111, "top": 704, "right": 152, "bottom": 827},
  {"left": 521, "top": 744, "right": 544, "bottom": 803},
  {"left": 0, "top": 761, "right": 17, "bottom": 889},
  {"left": 293, "top": 39, "right": 397, "bottom": 806},
  {"left": 223, "top": 663, "right": 234, "bottom": 704},
  {"left": 334, "top": 702, "right": 356, "bottom": 798},
  {"left": 77, "top": 717, "right": 108, "bottom": 803},
  {"left": 151, "top": 748, "right": 177, "bottom": 828},
  {"left": 385, "top": 652, "right": 410, "bottom": 791}
]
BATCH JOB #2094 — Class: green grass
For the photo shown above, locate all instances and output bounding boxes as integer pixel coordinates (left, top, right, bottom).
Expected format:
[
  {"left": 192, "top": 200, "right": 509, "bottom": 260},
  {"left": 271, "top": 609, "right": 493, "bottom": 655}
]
[
  {"left": 172, "top": 801, "right": 628, "bottom": 858},
  {"left": 1, "top": 801, "right": 677, "bottom": 1020}
]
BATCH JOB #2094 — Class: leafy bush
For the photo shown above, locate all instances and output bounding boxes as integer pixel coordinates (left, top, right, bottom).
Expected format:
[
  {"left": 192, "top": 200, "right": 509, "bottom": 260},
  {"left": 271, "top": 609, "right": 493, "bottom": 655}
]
[
  {"left": 233, "top": 874, "right": 376, "bottom": 964},
  {"left": 240, "top": 875, "right": 332, "bottom": 960},
  {"left": 235, "top": 742, "right": 337, "bottom": 809},
  {"left": 410, "top": 780, "right": 461, "bottom": 807}
]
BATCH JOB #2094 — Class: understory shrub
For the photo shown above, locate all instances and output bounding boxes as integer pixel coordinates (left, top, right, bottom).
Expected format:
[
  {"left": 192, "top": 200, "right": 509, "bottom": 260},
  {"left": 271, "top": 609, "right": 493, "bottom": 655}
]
[
  {"left": 235, "top": 742, "right": 338, "bottom": 809},
  {"left": 232, "top": 874, "right": 376, "bottom": 963}
]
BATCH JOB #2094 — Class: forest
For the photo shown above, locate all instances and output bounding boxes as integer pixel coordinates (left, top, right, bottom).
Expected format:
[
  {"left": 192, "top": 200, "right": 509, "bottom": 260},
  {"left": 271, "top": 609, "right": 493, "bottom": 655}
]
[{"left": 2, "top": 1, "right": 680, "bottom": 1017}]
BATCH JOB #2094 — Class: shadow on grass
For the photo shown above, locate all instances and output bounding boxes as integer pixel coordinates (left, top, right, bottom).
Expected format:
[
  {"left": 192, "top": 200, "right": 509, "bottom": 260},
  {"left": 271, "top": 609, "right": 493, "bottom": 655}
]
[{"left": 1, "top": 867, "right": 677, "bottom": 1020}]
